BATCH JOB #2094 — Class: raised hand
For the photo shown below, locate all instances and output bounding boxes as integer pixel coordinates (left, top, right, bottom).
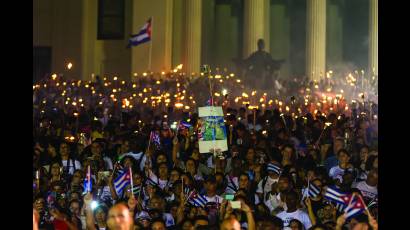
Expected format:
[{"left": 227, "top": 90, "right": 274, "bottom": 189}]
[{"left": 83, "top": 192, "right": 93, "bottom": 206}]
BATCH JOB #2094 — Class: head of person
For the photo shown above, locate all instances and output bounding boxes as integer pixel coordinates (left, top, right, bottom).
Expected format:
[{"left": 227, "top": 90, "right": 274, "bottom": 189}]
[
  {"left": 264, "top": 216, "right": 284, "bottom": 230},
  {"left": 205, "top": 176, "right": 217, "bottom": 194},
  {"left": 278, "top": 175, "right": 293, "bottom": 193},
  {"left": 157, "top": 162, "right": 168, "bottom": 179},
  {"left": 120, "top": 139, "right": 130, "bottom": 154},
  {"left": 281, "top": 144, "right": 295, "bottom": 162},
  {"left": 246, "top": 148, "right": 256, "bottom": 164},
  {"left": 94, "top": 205, "right": 108, "bottom": 224},
  {"left": 333, "top": 138, "right": 345, "bottom": 154},
  {"left": 107, "top": 203, "right": 134, "bottom": 230},
  {"left": 193, "top": 215, "right": 209, "bottom": 228},
  {"left": 150, "top": 218, "right": 166, "bottom": 230},
  {"left": 232, "top": 157, "right": 243, "bottom": 171},
  {"left": 181, "top": 219, "right": 193, "bottom": 230},
  {"left": 148, "top": 196, "right": 165, "bottom": 212},
  {"left": 34, "top": 196, "right": 46, "bottom": 213},
  {"left": 47, "top": 143, "right": 58, "bottom": 157},
  {"left": 59, "top": 142, "right": 71, "bottom": 158},
  {"left": 71, "top": 169, "right": 83, "bottom": 185},
  {"left": 337, "top": 149, "right": 351, "bottom": 165},
  {"left": 365, "top": 155, "right": 378, "bottom": 171},
  {"left": 284, "top": 190, "right": 299, "bottom": 211},
  {"left": 50, "top": 161, "right": 62, "bottom": 177},
  {"left": 169, "top": 168, "right": 181, "bottom": 183},
  {"left": 238, "top": 173, "right": 250, "bottom": 189},
  {"left": 91, "top": 141, "right": 102, "bottom": 157},
  {"left": 289, "top": 219, "right": 303, "bottom": 230},
  {"left": 156, "top": 153, "right": 168, "bottom": 165},
  {"left": 220, "top": 216, "right": 241, "bottom": 230},
  {"left": 366, "top": 169, "right": 378, "bottom": 187},
  {"left": 257, "top": 39, "right": 265, "bottom": 51},
  {"left": 69, "top": 199, "right": 81, "bottom": 217},
  {"left": 359, "top": 145, "right": 369, "bottom": 162},
  {"left": 185, "top": 158, "right": 198, "bottom": 175}
]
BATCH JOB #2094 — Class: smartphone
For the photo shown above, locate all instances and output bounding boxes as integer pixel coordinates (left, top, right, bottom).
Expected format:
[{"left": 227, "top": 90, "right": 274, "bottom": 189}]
[
  {"left": 230, "top": 201, "right": 241, "bottom": 209},
  {"left": 224, "top": 194, "right": 235, "bottom": 201}
]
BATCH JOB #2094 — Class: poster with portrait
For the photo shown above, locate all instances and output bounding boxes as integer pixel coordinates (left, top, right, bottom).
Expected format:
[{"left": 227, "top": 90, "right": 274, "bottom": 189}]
[{"left": 198, "top": 106, "right": 228, "bottom": 153}]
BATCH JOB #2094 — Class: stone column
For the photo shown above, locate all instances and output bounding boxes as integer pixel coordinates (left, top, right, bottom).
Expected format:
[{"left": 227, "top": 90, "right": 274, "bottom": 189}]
[
  {"left": 184, "top": 0, "right": 202, "bottom": 75},
  {"left": 369, "top": 0, "right": 378, "bottom": 76},
  {"left": 243, "top": 0, "right": 265, "bottom": 58},
  {"left": 306, "top": 0, "right": 326, "bottom": 81}
]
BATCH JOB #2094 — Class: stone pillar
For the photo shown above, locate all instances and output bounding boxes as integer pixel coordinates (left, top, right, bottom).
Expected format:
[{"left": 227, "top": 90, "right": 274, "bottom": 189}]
[
  {"left": 243, "top": 0, "right": 265, "bottom": 58},
  {"left": 184, "top": 0, "right": 202, "bottom": 75},
  {"left": 306, "top": 0, "right": 326, "bottom": 81},
  {"left": 369, "top": 0, "right": 378, "bottom": 76}
]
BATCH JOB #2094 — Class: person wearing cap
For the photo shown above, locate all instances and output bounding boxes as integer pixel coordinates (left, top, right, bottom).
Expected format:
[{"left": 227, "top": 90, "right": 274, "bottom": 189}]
[{"left": 256, "top": 162, "right": 282, "bottom": 201}]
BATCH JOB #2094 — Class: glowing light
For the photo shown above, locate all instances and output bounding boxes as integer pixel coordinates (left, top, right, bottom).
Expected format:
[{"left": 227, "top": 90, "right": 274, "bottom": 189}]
[
  {"left": 51, "top": 74, "right": 57, "bottom": 80},
  {"left": 67, "top": 63, "right": 73, "bottom": 70}
]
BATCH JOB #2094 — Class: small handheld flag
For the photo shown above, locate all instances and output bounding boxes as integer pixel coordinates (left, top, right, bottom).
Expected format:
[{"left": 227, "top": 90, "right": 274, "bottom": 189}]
[
  {"left": 114, "top": 169, "right": 131, "bottom": 195},
  {"left": 188, "top": 191, "right": 208, "bottom": 208},
  {"left": 83, "top": 165, "right": 92, "bottom": 193},
  {"left": 324, "top": 186, "right": 351, "bottom": 205},
  {"left": 307, "top": 182, "right": 321, "bottom": 198}
]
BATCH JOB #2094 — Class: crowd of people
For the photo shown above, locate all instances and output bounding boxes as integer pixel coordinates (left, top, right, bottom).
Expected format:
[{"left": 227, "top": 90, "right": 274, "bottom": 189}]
[{"left": 33, "top": 72, "right": 378, "bottom": 230}]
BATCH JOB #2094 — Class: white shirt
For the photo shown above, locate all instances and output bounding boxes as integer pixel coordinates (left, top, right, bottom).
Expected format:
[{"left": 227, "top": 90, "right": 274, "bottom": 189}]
[
  {"left": 276, "top": 209, "right": 312, "bottom": 229},
  {"left": 147, "top": 170, "right": 169, "bottom": 190},
  {"left": 205, "top": 195, "right": 224, "bottom": 204},
  {"left": 353, "top": 181, "right": 377, "bottom": 200},
  {"left": 256, "top": 176, "right": 279, "bottom": 198},
  {"left": 329, "top": 165, "right": 346, "bottom": 182},
  {"left": 62, "top": 159, "right": 81, "bottom": 175}
]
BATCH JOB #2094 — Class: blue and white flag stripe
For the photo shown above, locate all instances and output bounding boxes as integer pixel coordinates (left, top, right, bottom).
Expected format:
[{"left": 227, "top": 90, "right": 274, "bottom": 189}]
[
  {"left": 267, "top": 163, "right": 281, "bottom": 174},
  {"left": 189, "top": 194, "right": 208, "bottom": 208},
  {"left": 324, "top": 187, "right": 345, "bottom": 204},
  {"left": 114, "top": 170, "right": 130, "bottom": 194},
  {"left": 128, "top": 18, "right": 151, "bottom": 47},
  {"left": 308, "top": 183, "right": 321, "bottom": 198}
]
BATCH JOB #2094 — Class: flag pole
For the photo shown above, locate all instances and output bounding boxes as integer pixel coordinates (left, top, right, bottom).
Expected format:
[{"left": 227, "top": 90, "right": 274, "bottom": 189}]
[
  {"left": 148, "top": 17, "right": 153, "bottom": 72},
  {"left": 129, "top": 166, "right": 134, "bottom": 197},
  {"left": 87, "top": 165, "right": 91, "bottom": 193}
]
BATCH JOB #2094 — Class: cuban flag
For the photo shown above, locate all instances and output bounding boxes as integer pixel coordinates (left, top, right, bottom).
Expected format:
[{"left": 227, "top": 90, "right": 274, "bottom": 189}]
[
  {"left": 206, "top": 97, "right": 214, "bottom": 106},
  {"left": 324, "top": 186, "right": 351, "bottom": 205},
  {"left": 128, "top": 18, "right": 152, "bottom": 47},
  {"left": 150, "top": 131, "right": 161, "bottom": 148},
  {"left": 83, "top": 165, "right": 92, "bottom": 193},
  {"left": 132, "top": 185, "right": 141, "bottom": 196},
  {"left": 344, "top": 195, "right": 366, "bottom": 219},
  {"left": 307, "top": 182, "right": 321, "bottom": 198},
  {"left": 114, "top": 169, "right": 131, "bottom": 195},
  {"left": 179, "top": 121, "right": 192, "bottom": 130},
  {"left": 188, "top": 191, "right": 208, "bottom": 208},
  {"left": 266, "top": 163, "right": 281, "bottom": 175}
]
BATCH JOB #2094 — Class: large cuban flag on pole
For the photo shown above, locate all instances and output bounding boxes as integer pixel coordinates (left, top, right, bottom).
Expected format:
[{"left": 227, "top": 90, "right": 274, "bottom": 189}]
[{"left": 127, "top": 18, "right": 152, "bottom": 47}]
